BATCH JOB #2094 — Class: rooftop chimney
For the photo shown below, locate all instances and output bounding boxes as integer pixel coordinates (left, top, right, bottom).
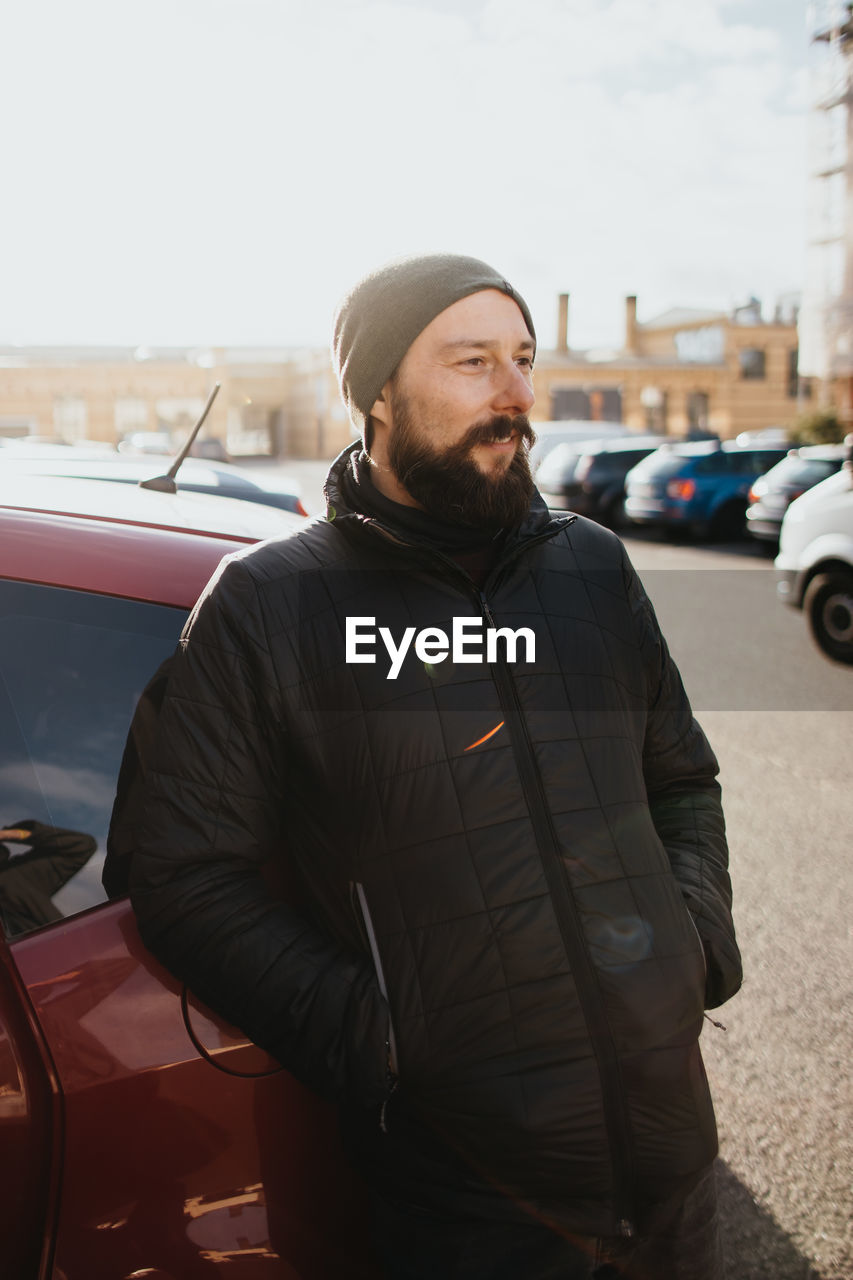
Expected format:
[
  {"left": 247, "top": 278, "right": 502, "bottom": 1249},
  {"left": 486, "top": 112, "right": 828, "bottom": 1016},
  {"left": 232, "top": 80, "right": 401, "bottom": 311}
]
[
  {"left": 625, "top": 295, "right": 638, "bottom": 356},
  {"left": 556, "top": 293, "right": 569, "bottom": 353}
]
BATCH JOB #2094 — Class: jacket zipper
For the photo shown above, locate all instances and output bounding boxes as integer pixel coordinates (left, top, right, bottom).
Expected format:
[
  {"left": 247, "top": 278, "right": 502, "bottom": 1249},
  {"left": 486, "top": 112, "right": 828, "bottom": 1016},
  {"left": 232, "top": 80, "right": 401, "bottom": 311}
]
[
  {"left": 477, "top": 588, "right": 637, "bottom": 1238},
  {"left": 355, "top": 511, "right": 639, "bottom": 1205}
]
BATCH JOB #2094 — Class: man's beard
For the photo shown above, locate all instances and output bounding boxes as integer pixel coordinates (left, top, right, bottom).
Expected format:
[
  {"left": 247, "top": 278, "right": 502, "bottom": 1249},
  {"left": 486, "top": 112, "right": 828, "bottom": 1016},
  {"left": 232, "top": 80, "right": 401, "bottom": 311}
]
[{"left": 385, "top": 396, "right": 537, "bottom": 531}]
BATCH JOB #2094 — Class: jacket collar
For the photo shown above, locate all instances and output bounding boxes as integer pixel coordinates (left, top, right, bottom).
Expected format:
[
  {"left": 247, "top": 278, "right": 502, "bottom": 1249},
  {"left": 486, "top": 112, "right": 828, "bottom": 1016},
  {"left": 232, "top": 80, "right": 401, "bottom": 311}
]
[{"left": 322, "top": 441, "right": 571, "bottom": 551}]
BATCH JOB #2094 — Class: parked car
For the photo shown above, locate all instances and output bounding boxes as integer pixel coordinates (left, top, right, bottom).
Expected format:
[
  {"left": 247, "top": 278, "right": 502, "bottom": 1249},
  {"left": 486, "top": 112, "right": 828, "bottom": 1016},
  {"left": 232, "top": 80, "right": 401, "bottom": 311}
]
[
  {"left": 734, "top": 427, "right": 791, "bottom": 447},
  {"left": 118, "top": 430, "right": 231, "bottom": 462},
  {"left": 0, "top": 474, "right": 379, "bottom": 1278},
  {"left": 775, "top": 452, "right": 853, "bottom": 665},
  {"left": 0, "top": 440, "right": 309, "bottom": 516},
  {"left": 624, "top": 439, "right": 789, "bottom": 539},
  {"left": 746, "top": 444, "right": 847, "bottom": 545},
  {"left": 117, "top": 429, "right": 176, "bottom": 455},
  {"left": 537, "top": 434, "right": 668, "bottom": 526},
  {"left": 528, "top": 418, "right": 628, "bottom": 472}
]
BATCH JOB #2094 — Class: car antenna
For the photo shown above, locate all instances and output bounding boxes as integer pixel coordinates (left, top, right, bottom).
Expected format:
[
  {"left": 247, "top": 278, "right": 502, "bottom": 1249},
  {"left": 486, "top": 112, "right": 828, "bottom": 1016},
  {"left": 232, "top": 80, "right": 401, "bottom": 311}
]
[{"left": 139, "top": 383, "right": 221, "bottom": 492}]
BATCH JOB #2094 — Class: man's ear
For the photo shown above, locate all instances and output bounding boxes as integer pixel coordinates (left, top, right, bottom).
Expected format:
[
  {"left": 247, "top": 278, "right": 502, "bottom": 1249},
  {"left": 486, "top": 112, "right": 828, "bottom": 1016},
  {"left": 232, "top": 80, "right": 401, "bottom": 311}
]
[{"left": 370, "top": 382, "right": 393, "bottom": 430}]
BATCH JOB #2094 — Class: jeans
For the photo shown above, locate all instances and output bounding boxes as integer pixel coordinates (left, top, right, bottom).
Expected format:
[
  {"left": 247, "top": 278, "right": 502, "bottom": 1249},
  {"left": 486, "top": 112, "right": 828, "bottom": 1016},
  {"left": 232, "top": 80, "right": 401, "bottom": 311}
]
[{"left": 370, "top": 1165, "right": 724, "bottom": 1280}]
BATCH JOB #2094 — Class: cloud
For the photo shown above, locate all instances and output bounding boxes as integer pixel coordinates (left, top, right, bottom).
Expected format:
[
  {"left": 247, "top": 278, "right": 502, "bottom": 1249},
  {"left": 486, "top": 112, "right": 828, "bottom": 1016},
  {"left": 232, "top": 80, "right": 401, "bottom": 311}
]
[{"left": 0, "top": 0, "right": 807, "bottom": 348}]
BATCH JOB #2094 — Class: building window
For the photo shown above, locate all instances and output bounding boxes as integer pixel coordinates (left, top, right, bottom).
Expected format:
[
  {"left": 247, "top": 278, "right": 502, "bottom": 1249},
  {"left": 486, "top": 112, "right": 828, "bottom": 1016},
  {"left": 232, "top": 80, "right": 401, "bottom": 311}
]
[
  {"left": 53, "top": 396, "right": 88, "bottom": 442},
  {"left": 738, "top": 348, "right": 766, "bottom": 380},
  {"left": 787, "top": 349, "right": 799, "bottom": 398},
  {"left": 549, "top": 386, "right": 622, "bottom": 421},
  {"left": 115, "top": 398, "right": 148, "bottom": 435},
  {"left": 674, "top": 325, "right": 724, "bottom": 363},
  {"left": 155, "top": 398, "right": 205, "bottom": 434},
  {"left": 686, "top": 391, "right": 710, "bottom": 436},
  {"left": 640, "top": 386, "right": 667, "bottom": 433},
  {"left": 647, "top": 392, "right": 668, "bottom": 433},
  {"left": 227, "top": 404, "right": 273, "bottom": 457},
  {"left": 0, "top": 417, "right": 36, "bottom": 439}
]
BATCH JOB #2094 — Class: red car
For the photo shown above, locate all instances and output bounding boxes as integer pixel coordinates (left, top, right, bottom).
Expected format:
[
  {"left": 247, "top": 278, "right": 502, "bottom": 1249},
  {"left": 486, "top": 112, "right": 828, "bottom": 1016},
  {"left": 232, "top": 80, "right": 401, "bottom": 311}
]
[{"left": 0, "top": 475, "right": 379, "bottom": 1279}]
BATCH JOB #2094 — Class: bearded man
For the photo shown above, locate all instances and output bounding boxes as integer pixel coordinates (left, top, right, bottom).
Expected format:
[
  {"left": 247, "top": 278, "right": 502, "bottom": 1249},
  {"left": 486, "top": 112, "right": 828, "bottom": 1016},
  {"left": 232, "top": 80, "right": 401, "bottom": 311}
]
[{"left": 127, "top": 254, "right": 741, "bottom": 1279}]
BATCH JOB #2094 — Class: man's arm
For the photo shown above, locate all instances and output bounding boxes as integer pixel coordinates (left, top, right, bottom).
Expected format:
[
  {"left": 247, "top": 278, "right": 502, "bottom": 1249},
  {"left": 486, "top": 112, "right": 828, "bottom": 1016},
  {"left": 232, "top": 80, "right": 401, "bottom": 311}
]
[
  {"left": 625, "top": 554, "right": 743, "bottom": 1010},
  {"left": 128, "top": 555, "right": 391, "bottom": 1105}
]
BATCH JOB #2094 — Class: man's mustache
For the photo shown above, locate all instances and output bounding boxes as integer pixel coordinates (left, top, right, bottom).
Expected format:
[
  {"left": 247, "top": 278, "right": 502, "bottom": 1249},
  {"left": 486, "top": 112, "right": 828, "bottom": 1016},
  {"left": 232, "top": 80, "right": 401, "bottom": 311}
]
[{"left": 461, "top": 416, "right": 536, "bottom": 451}]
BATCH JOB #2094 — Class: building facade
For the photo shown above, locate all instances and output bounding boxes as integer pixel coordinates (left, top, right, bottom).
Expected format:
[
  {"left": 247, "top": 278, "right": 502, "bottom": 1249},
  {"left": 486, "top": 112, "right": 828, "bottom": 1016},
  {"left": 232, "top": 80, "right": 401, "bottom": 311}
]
[
  {"left": 0, "top": 345, "right": 340, "bottom": 458},
  {"left": 0, "top": 292, "right": 800, "bottom": 460},
  {"left": 531, "top": 293, "right": 801, "bottom": 440}
]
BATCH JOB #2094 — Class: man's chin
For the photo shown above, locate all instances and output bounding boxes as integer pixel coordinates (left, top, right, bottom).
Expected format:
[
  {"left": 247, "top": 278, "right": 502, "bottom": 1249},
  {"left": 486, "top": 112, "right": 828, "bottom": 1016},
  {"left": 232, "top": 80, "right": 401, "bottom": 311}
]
[{"left": 470, "top": 446, "right": 518, "bottom": 478}]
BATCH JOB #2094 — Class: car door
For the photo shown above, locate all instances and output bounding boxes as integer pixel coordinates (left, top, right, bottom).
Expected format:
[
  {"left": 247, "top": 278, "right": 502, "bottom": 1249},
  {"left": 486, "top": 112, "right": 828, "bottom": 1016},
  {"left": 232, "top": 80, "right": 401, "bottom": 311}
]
[{"left": 0, "top": 574, "right": 378, "bottom": 1279}]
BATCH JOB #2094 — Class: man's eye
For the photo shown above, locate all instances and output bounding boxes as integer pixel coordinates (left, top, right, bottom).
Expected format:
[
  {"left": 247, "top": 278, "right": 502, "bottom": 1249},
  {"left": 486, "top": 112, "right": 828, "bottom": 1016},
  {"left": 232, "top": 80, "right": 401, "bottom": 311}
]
[
  {"left": 516, "top": 356, "right": 534, "bottom": 369},
  {"left": 462, "top": 357, "right": 485, "bottom": 367}
]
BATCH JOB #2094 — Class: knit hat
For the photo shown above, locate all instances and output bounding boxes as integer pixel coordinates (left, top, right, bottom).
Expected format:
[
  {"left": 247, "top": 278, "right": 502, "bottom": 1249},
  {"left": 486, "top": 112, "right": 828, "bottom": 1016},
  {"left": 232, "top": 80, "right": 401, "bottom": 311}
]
[{"left": 332, "top": 253, "right": 536, "bottom": 435}]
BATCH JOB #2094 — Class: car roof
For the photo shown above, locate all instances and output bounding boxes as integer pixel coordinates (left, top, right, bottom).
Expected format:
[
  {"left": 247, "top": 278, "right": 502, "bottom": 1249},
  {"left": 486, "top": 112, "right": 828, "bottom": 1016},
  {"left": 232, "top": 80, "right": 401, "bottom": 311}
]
[
  {"left": 790, "top": 443, "right": 848, "bottom": 460},
  {"left": 1, "top": 504, "right": 256, "bottom": 607},
  {"left": 0, "top": 439, "right": 301, "bottom": 497},
  {"left": 588, "top": 434, "right": 669, "bottom": 453},
  {"left": 0, "top": 471, "right": 301, "bottom": 542},
  {"left": 787, "top": 466, "right": 853, "bottom": 513},
  {"left": 648, "top": 439, "right": 786, "bottom": 458},
  {"left": 532, "top": 420, "right": 627, "bottom": 443},
  {"left": 541, "top": 434, "right": 666, "bottom": 462},
  {"left": 534, "top": 419, "right": 626, "bottom": 432}
]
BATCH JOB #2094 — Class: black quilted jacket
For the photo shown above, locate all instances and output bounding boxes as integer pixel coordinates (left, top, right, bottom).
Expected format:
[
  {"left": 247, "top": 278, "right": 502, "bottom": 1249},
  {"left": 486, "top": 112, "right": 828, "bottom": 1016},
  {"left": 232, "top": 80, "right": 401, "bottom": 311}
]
[{"left": 129, "top": 445, "right": 742, "bottom": 1237}]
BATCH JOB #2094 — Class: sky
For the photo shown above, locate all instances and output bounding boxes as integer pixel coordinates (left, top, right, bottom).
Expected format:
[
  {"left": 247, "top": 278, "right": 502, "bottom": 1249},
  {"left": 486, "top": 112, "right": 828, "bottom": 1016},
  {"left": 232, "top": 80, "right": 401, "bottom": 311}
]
[{"left": 1, "top": 0, "right": 811, "bottom": 352}]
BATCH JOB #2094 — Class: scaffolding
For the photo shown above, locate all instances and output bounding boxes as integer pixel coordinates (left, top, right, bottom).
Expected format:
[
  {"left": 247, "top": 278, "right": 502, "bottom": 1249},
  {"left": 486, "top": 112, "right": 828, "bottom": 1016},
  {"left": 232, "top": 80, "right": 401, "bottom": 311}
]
[{"left": 799, "top": 1, "right": 853, "bottom": 417}]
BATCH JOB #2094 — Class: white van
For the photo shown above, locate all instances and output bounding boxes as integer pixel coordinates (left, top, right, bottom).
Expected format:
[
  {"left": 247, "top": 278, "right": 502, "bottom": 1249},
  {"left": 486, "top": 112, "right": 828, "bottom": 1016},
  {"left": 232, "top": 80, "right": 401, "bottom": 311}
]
[{"left": 775, "top": 446, "right": 853, "bottom": 665}]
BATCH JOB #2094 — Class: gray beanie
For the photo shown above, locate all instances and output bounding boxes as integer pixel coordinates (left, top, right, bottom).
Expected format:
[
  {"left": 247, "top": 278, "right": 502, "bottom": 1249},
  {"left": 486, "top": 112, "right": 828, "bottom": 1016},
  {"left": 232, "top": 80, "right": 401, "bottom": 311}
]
[{"left": 332, "top": 253, "right": 536, "bottom": 434}]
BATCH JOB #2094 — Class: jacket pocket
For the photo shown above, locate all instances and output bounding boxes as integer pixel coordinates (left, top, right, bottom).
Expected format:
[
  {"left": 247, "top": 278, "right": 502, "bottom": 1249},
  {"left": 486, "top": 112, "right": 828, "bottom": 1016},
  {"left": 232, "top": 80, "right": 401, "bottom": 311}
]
[
  {"left": 352, "top": 881, "right": 399, "bottom": 1075},
  {"left": 684, "top": 902, "right": 708, "bottom": 980}
]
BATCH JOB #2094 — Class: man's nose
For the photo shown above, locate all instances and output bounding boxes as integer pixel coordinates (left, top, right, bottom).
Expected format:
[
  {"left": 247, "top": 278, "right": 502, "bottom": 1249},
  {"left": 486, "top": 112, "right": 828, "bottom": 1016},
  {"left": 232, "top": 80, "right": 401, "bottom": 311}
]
[{"left": 492, "top": 361, "right": 535, "bottom": 417}]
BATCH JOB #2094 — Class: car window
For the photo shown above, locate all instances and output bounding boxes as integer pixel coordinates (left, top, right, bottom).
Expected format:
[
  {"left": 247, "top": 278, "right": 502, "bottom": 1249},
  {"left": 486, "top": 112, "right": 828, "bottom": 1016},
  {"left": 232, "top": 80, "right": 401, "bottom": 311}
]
[
  {"left": 206, "top": 471, "right": 258, "bottom": 494},
  {"left": 536, "top": 446, "right": 584, "bottom": 485},
  {"left": 727, "top": 449, "right": 775, "bottom": 474},
  {"left": 630, "top": 451, "right": 692, "bottom": 480},
  {"left": 764, "top": 456, "right": 839, "bottom": 487},
  {"left": 754, "top": 449, "right": 788, "bottom": 472},
  {"left": 612, "top": 449, "right": 656, "bottom": 469},
  {"left": 723, "top": 451, "right": 751, "bottom": 474},
  {"left": 0, "top": 581, "right": 185, "bottom": 939},
  {"left": 691, "top": 453, "right": 729, "bottom": 475}
]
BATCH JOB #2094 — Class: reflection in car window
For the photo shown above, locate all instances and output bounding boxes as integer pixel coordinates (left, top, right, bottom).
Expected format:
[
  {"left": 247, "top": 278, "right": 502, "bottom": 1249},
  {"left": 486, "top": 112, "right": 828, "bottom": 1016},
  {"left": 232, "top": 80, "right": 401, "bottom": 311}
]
[
  {"left": 0, "top": 822, "right": 97, "bottom": 937},
  {"left": 0, "top": 581, "right": 185, "bottom": 939}
]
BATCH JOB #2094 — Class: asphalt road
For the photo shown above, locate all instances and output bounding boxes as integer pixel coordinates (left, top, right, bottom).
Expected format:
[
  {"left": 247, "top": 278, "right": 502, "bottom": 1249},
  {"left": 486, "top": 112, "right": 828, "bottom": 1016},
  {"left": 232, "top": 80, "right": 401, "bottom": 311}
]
[
  {"left": 259, "top": 460, "right": 853, "bottom": 1278},
  {"left": 622, "top": 529, "right": 853, "bottom": 1280}
]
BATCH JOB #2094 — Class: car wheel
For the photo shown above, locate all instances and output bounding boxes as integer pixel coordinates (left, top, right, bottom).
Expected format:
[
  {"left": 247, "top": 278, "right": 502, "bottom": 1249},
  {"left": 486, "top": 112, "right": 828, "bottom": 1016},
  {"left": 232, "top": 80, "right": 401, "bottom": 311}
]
[
  {"left": 804, "top": 571, "right": 853, "bottom": 665},
  {"left": 709, "top": 500, "right": 746, "bottom": 541}
]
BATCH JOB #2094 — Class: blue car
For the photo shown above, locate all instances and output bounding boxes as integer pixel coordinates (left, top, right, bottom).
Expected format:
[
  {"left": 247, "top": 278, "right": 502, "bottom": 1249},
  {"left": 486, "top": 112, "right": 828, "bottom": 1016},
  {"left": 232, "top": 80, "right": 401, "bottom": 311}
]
[{"left": 624, "top": 440, "right": 789, "bottom": 539}]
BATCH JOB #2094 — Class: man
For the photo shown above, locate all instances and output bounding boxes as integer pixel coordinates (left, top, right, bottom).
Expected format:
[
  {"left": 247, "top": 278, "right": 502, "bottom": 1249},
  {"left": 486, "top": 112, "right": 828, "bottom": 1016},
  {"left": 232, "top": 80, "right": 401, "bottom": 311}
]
[{"left": 127, "top": 254, "right": 742, "bottom": 1279}]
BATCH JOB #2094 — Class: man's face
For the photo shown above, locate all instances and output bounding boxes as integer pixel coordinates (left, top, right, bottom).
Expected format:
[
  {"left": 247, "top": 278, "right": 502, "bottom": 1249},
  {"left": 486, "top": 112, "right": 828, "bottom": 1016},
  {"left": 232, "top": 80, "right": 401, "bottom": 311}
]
[{"left": 371, "top": 289, "right": 538, "bottom": 529}]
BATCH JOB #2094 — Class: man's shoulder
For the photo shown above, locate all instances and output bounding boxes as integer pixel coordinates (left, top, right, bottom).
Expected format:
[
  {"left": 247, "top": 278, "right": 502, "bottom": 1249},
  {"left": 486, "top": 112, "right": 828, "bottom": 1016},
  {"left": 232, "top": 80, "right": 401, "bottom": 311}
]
[
  {"left": 543, "top": 511, "right": 629, "bottom": 572},
  {"left": 227, "top": 514, "right": 350, "bottom": 582}
]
